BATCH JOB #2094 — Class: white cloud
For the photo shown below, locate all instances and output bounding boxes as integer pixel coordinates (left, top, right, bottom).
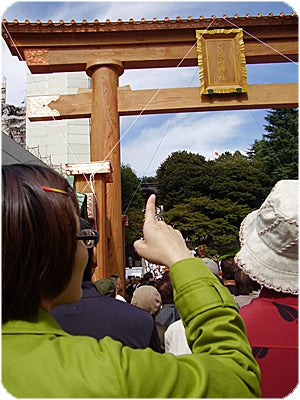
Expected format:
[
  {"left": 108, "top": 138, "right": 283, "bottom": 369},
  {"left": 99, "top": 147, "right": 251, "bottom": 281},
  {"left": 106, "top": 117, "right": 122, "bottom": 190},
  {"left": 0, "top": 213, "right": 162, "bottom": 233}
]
[
  {"left": 1, "top": 43, "right": 28, "bottom": 104},
  {"left": 120, "top": 67, "right": 200, "bottom": 90},
  {"left": 45, "top": 1, "right": 233, "bottom": 23},
  {"left": 98, "top": 1, "right": 178, "bottom": 21},
  {"left": 121, "top": 111, "right": 247, "bottom": 176},
  {"left": 45, "top": 1, "right": 299, "bottom": 22}
]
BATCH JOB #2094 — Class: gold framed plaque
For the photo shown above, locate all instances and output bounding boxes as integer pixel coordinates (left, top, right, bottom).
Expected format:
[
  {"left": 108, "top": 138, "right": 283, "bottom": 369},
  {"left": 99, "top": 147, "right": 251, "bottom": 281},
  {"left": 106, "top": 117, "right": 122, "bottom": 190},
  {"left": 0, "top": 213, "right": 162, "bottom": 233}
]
[{"left": 196, "top": 28, "right": 248, "bottom": 95}]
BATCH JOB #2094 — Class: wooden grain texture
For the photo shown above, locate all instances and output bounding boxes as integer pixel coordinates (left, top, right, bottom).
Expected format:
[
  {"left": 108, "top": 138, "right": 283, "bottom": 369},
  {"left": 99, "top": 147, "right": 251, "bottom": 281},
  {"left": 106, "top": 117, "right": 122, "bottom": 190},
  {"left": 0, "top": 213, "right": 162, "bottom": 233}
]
[
  {"left": 89, "top": 60, "right": 125, "bottom": 281},
  {"left": 27, "top": 83, "right": 298, "bottom": 121}
]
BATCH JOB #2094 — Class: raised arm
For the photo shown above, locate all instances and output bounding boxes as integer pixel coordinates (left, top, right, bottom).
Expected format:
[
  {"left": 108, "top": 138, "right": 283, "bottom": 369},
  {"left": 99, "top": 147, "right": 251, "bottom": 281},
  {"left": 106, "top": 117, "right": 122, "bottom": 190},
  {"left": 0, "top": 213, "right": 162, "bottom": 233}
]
[
  {"left": 128, "top": 194, "right": 261, "bottom": 398},
  {"left": 134, "top": 194, "right": 194, "bottom": 266}
]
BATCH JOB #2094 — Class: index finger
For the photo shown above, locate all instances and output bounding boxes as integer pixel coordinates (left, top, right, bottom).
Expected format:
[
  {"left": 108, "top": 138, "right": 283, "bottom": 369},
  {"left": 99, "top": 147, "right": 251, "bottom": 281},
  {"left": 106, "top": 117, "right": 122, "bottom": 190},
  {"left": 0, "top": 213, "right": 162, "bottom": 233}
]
[{"left": 144, "top": 194, "right": 156, "bottom": 222}]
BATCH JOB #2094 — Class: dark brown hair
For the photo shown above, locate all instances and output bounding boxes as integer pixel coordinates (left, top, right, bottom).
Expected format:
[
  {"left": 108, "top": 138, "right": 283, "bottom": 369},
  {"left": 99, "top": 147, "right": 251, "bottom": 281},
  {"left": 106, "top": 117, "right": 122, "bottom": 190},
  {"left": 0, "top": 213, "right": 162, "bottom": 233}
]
[
  {"left": 220, "top": 256, "right": 236, "bottom": 280},
  {"left": 2, "top": 164, "right": 80, "bottom": 323},
  {"left": 156, "top": 270, "right": 174, "bottom": 304},
  {"left": 234, "top": 268, "right": 261, "bottom": 295}
]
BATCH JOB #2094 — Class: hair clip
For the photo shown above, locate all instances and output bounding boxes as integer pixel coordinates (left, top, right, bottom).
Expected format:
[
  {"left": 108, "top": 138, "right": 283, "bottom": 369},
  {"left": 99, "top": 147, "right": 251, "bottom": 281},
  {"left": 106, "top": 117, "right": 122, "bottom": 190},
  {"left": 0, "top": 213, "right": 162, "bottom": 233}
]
[{"left": 41, "top": 186, "right": 69, "bottom": 196}]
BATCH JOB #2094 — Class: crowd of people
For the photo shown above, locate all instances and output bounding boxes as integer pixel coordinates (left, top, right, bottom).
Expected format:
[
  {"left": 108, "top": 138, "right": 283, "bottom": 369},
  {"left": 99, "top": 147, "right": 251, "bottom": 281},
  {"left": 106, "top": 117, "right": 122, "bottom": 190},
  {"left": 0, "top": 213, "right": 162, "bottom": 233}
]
[
  {"left": 128, "top": 178, "right": 299, "bottom": 399},
  {"left": 2, "top": 163, "right": 298, "bottom": 398}
]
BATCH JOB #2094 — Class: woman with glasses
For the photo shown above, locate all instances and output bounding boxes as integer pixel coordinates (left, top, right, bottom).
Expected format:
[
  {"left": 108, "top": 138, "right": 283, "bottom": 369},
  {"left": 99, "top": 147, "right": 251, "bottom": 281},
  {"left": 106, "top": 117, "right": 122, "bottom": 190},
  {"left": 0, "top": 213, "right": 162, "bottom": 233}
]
[
  {"left": 77, "top": 228, "right": 99, "bottom": 249},
  {"left": 2, "top": 164, "right": 260, "bottom": 398}
]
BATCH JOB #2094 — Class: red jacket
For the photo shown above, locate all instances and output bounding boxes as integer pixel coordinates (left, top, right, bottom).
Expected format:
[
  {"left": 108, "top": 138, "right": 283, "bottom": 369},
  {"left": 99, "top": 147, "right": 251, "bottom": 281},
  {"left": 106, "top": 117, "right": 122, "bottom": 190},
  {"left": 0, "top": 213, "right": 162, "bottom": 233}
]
[{"left": 240, "top": 288, "right": 298, "bottom": 398}]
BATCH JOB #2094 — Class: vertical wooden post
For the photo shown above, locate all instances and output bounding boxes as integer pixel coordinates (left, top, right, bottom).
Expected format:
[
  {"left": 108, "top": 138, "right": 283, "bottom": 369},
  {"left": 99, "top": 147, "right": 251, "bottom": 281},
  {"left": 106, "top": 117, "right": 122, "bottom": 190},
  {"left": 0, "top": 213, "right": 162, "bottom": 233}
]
[
  {"left": 86, "top": 59, "right": 124, "bottom": 283},
  {"left": 71, "top": 172, "right": 109, "bottom": 280},
  {"left": 93, "top": 176, "right": 108, "bottom": 280}
]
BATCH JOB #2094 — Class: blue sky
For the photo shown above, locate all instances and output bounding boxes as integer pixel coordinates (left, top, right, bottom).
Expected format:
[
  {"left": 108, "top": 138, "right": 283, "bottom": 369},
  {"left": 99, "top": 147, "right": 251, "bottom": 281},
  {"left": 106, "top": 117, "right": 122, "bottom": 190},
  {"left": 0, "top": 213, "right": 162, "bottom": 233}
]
[
  {"left": 1, "top": 1, "right": 297, "bottom": 21},
  {"left": 1, "top": 1, "right": 298, "bottom": 176}
]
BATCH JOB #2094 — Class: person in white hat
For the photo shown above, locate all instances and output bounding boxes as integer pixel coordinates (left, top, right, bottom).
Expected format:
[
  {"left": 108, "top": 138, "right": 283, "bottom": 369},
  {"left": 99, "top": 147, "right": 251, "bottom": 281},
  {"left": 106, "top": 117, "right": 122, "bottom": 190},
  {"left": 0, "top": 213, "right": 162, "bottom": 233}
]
[{"left": 234, "top": 179, "right": 298, "bottom": 398}]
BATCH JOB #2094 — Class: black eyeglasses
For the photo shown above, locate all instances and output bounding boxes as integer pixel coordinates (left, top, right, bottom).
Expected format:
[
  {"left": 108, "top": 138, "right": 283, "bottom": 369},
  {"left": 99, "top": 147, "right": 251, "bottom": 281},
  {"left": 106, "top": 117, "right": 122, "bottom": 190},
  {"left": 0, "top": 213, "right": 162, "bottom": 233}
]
[{"left": 76, "top": 229, "right": 99, "bottom": 248}]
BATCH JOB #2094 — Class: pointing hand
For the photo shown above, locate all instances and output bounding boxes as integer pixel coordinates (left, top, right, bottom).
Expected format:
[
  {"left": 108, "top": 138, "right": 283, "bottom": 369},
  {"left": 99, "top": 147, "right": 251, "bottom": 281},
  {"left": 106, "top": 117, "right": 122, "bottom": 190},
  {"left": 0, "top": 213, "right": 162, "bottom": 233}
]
[{"left": 134, "top": 194, "right": 194, "bottom": 267}]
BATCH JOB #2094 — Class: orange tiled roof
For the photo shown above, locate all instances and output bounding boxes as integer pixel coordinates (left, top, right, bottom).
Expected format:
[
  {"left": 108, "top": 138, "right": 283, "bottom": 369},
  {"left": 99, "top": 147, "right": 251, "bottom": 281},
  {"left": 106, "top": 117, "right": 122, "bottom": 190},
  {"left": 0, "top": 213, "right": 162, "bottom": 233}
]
[
  {"left": 2, "top": 14, "right": 297, "bottom": 71},
  {"left": 1, "top": 13, "right": 297, "bottom": 31}
]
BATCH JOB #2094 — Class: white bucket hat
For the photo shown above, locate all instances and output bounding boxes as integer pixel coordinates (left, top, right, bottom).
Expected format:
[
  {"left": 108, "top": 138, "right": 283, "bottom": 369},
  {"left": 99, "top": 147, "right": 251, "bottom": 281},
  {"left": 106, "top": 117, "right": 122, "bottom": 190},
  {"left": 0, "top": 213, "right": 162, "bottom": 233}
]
[{"left": 235, "top": 180, "right": 298, "bottom": 295}]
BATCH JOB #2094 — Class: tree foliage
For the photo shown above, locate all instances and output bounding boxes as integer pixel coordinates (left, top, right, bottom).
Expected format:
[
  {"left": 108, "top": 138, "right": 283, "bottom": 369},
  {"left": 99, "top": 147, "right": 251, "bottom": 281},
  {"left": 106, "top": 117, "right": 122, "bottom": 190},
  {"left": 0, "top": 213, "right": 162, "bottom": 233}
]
[
  {"left": 156, "top": 150, "right": 271, "bottom": 210},
  {"left": 164, "top": 196, "right": 252, "bottom": 254},
  {"left": 248, "top": 108, "right": 298, "bottom": 184},
  {"left": 121, "top": 164, "right": 144, "bottom": 263},
  {"left": 121, "top": 163, "right": 143, "bottom": 213},
  {"left": 121, "top": 108, "right": 298, "bottom": 258},
  {"left": 208, "top": 151, "right": 272, "bottom": 208},
  {"left": 156, "top": 151, "right": 211, "bottom": 209}
]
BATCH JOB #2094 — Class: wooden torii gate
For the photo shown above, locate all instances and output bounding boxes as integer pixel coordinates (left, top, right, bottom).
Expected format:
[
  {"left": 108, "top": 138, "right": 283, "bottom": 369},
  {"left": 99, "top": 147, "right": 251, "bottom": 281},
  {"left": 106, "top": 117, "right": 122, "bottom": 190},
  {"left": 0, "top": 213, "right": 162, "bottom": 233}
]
[{"left": 2, "top": 14, "right": 298, "bottom": 284}]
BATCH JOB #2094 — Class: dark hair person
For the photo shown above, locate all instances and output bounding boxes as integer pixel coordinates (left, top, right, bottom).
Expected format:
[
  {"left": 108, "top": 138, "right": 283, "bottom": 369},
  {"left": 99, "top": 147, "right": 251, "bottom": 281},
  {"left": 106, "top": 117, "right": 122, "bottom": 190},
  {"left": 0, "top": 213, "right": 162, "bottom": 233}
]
[
  {"left": 2, "top": 164, "right": 260, "bottom": 398},
  {"left": 2, "top": 164, "right": 83, "bottom": 324}
]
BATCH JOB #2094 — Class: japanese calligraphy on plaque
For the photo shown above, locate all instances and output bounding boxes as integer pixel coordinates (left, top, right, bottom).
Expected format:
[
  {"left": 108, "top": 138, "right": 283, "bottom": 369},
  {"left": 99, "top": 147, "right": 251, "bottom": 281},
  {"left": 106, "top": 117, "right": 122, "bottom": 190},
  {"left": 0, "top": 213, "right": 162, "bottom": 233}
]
[{"left": 196, "top": 28, "right": 248, "bottom": 95}]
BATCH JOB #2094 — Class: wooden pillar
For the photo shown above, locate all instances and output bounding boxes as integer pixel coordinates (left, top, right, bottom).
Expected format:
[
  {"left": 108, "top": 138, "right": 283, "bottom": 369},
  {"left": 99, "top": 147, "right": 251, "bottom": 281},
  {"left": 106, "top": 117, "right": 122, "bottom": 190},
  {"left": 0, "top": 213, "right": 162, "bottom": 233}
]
[
  {"left": 66, "top": 161, "right": 113, "bottom": 281},
  {"left": 86, "top": 59, "right": 124, "bottom": 283}
]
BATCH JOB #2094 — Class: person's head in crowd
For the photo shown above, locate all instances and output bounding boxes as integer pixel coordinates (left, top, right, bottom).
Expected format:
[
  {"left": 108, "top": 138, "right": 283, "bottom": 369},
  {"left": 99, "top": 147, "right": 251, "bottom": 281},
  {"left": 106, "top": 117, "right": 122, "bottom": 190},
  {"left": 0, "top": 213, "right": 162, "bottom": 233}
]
[
  {"left": 131, "top": 285, "right": 162, "bottom": 317},
  {"left": 141, "top": 271, "right": 155, "bottom": 286},
  {"left": 143, "top": 272, "right": 154, "bottom": 281},
  {"left": 202, "top": 257, "right": 219, "bottom": 276},
  {"left": 129, "top": 276, "right": 140, "bottom": 286},
  {"left": 95, "top": 278, "right": 116, "bottom": 298},
  {"left": 235, "top": 179, "right": 298, "bottom": 295},
  {"left": 201, "top": 257, "right": 224, "bottom": 284},
  {"left": 80, "top": 218, "right": 98, "bottom": 282},
  {"left": 109, "top": 274, "right": 123, "bottom": 294},
  {"left": 156, "top": 270, "right": 174, "bottom": 304},
  {"left": 234, "top": 268, "right": 261, "bottom": 295},
  {"left": 2, "top": 164, "right": 87, "bottom": 324},
  {"left": 220, "top": 256, "right": 236, "bottom": 280}
]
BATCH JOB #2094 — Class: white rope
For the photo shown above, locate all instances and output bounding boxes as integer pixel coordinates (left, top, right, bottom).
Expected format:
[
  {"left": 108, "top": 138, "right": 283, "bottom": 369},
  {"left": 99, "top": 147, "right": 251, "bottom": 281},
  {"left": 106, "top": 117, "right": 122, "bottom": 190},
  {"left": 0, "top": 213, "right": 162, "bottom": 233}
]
[{"left": 223, "top": 17, "right": 298, "bottom": 64}]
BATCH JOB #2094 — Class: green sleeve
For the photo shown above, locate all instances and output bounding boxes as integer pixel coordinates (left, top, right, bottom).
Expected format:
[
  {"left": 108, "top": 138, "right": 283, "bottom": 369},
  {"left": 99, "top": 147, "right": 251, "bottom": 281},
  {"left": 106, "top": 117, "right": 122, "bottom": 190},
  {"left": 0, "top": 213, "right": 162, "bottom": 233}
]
[{"left": 102, "top": 258, "right": 261, "bottom": 398}]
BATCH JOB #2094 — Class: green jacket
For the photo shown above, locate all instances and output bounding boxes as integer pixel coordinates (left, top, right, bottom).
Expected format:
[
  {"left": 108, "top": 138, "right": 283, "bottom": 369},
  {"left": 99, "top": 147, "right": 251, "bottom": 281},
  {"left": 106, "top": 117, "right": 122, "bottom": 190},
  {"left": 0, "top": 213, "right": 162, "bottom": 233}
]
[{"left": 2, "top": 258, "right": 261, "bottom": 398}]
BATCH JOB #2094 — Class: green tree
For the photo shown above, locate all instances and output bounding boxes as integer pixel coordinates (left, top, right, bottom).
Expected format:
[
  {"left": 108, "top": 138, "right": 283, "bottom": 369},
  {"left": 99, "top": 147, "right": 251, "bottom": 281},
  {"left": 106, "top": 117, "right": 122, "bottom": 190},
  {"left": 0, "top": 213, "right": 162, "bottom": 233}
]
[
  {"left": 156, "top": 151, "right": 211, "bottom": 210},
  {"left": 164, "top": 196, "right": 252, "bottom": 254},
  {"left": 156, "top": 150, "right": 271, "bottom": 210},
  {"left": 248, "top": 108, "right": 298, "bottom": 184},
  {"left": 121, "top": 163, "right": 143, "bottom": 213},
  {"left": 121, "top": 164, "right": 144, "bottom": 265},
  {"left": 209, "top": 151, "right": 271, "bottom": 208}
]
